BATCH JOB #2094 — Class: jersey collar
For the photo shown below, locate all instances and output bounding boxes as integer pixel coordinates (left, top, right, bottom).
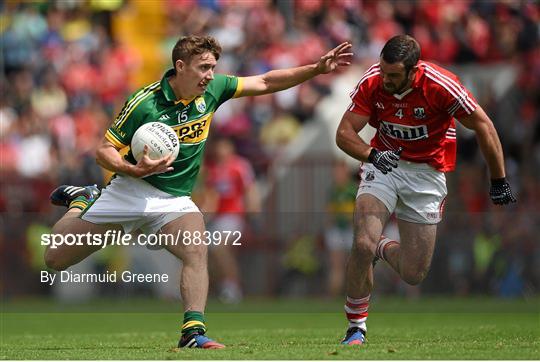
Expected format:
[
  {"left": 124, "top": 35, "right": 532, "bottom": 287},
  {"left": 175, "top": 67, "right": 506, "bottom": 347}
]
[
  {"left": 160, "top": 69, "right": 196, "bottom": 106},
  {"left": 392, "top": 87, "right": 413, "bottom": 100}
]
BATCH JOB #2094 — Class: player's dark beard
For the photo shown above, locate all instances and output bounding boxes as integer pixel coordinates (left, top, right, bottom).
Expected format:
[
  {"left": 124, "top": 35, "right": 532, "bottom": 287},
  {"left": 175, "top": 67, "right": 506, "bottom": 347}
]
[
  {"left": 393, "top": 78, "right": 411, "bottom": 94},
  {"left": 384, "top": 71, "right": 412, "bottom": 94}
]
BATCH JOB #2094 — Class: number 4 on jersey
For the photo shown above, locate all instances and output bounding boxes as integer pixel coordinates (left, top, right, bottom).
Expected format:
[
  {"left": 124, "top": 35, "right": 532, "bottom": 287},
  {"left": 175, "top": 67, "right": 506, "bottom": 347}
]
[{"left": 395, "top": 108, "right": 404, "bottom": 119}]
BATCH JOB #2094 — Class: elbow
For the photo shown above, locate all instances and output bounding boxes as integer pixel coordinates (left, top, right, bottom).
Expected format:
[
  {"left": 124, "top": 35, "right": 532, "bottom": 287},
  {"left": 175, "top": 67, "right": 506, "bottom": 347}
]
[
  {"left": 472, "top": 119, "right": 496, "bottom": 139},
  {"left": 257, "top": 75, "right": 271, "bottom": 95},
  {"left": 95, "top": 146, "right": 106, "bottom": 165},
  {"left": 335, "top": 128, "right": 346, "bottom": 150},
  {"left": 95, "top": 157, "right": 105, "bottom": 169},
  {"left": 95, "top": 144, "right": 114, "bottom": 167}
]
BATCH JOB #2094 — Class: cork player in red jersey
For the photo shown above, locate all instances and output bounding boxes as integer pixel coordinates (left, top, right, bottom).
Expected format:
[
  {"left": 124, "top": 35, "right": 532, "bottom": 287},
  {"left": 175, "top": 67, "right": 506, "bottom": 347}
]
[{"left": 335, "top": 35, "right": 516, "bottom": 345}]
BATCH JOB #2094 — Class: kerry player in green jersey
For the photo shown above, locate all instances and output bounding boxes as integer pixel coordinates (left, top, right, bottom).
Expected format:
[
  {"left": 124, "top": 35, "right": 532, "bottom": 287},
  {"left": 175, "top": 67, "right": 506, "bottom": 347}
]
[{"left": 46, "top": 35, "right": 352, "bottom": 349}]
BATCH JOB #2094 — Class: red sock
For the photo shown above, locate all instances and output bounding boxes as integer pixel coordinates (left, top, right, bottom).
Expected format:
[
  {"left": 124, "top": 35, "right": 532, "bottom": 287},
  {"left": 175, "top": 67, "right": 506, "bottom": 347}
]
[
  {"left": 345, "top": 295, "right": 370, "bottom": 332},
  {"left": 375, "top": 236, "right": 399, "bottom": 262}
]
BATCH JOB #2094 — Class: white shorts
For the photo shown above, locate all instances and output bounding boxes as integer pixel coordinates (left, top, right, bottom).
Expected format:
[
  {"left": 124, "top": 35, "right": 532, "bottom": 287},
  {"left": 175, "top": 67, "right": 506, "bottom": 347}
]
[
  {"left": 81, "top": 175, "right": 200, "bottom": 234},
  {"left": 357, "top": 160, "right": 447, "bottom": 224}
]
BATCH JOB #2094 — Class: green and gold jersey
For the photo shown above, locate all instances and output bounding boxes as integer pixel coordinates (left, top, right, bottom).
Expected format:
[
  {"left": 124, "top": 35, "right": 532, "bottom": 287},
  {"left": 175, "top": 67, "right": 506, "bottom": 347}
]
[{"left": 105, "top": 69, "right": 243, "bottom": 196}]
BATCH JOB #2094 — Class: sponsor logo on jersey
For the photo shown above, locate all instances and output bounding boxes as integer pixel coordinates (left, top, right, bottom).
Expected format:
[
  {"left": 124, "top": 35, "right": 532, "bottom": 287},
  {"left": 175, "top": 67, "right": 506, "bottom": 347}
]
[
  {"left": 158, "top": 113, "right": 170, "bottom": 121},
  {"left": 195, "top": 97, "right": 206, "bottom": 113},
  {"left": 375, "top": 102, "right": 385, "bottom": 110},
  {"left": 379, "top": 121, "right": 428, "bottom": 141},
  {"left": 392, "top": 102, "right": 408, "bottom": 108},
  {"left": 172, "top": 114, "right": 213, "bottom": 144},
  {"left": 413, "top": 107, "right": 426, "bottom": 119}
]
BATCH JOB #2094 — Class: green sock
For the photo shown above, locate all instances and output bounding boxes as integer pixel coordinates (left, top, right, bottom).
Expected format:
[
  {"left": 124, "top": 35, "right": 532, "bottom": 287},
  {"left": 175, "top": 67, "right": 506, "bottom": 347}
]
[
  {"left": 69, "top": 196, "right": 90, "bottom": 211},
  {"left": 181, "top": 311, "right": 206, "bottom": 336}
]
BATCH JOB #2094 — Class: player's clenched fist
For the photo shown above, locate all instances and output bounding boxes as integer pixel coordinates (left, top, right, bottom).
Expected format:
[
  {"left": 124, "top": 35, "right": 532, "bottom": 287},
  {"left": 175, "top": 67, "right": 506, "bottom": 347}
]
[
  {"left": 368, "top": 147, "right": 402, "bottom": 174},
  {"left": 489, "top": 178, "right": 517, "bottom": 205}
]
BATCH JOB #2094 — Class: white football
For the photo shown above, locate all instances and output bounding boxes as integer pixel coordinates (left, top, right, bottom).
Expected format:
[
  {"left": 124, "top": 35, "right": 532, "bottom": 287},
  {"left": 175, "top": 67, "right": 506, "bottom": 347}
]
[{"left": 131, "top": 122, "right": 180, "bottom": 162}]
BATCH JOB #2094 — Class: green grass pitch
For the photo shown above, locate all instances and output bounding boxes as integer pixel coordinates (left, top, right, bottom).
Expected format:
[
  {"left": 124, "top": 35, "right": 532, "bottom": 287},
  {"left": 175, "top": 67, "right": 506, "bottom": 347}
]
[{"left": 1, "top": 297, "right": 538, "bottom": 359}]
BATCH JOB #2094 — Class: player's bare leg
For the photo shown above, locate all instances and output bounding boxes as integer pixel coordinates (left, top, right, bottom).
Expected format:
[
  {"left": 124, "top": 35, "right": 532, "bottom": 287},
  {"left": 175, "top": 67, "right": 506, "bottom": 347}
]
[
  {"left": 346, "top": 194, "right": 390, "bottom": 300},
  {"left": 45, "top": 210, "right": 122, "bottom": 271},
  {"left": 46, "top": 184, "right": 122, "bottom": 271},
  {"left": 162, "top": 212, "right": 208, "bottom": 312},
  {"left": 161, "top": 213, "right": 224, "bottom": 349},
  {"left": 381, "top": 220, "right": 437, "bottom": 285},
  {"left": 342, "top": 194, "right": 390, "bottom": 345}
]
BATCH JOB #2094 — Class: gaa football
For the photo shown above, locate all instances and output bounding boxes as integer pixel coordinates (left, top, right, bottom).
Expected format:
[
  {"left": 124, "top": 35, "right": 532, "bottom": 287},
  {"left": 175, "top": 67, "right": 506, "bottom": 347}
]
[{"left": 131, "top": 122, "right": 180, "bottom": 162}]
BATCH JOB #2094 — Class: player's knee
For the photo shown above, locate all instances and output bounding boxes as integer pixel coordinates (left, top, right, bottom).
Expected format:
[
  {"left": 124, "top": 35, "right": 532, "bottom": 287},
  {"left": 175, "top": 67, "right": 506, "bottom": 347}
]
[
  {"left": 51, "top": 220, "right": 72, "bottom": 236},
  {"left": 44, "top": 248, "right": 69, "bottom": 271},
  {"left": 51, "top": 222, "right": 64, "bottom": 236},
  {"left": 401, "top": 266, "right": 429, "bottom": 285},
  {"left": 180, "top": 244, "right": 208, "bottom": 264},
  {"left": 352, "top": 236, "right": 375, "bottom": 258}
]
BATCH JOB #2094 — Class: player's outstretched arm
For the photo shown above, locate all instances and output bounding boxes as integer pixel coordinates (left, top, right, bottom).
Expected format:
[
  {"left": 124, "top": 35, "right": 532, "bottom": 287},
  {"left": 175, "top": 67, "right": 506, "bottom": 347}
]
[
  {"left": 236, "top": 42, "right": 353, "bottom": 97},
  {"left": 459, "top": 106, "right": 516, "bottom": 205},
  {"left": 96, "top": 138, "right": 174, "bottom": 178}
]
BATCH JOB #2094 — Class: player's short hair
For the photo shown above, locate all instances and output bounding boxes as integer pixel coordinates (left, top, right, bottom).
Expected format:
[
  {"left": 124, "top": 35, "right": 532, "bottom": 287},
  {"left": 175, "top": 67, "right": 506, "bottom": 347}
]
[
  {"left": 172, "top": 35, "right": 222, "bottom": 67},
  {"left": 380, "top": 35, "right": 420, "bottom": 72}
]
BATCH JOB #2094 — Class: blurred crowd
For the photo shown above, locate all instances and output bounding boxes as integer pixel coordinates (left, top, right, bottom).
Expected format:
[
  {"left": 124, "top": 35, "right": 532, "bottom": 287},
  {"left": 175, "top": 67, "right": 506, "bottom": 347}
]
[{"left": 0, "top": 0, "right": 538, "bottom": 298}]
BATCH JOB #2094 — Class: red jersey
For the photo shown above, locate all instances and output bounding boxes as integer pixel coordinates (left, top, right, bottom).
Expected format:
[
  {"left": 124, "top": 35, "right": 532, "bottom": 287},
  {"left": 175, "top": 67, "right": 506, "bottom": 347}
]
[
  {"left": 348, "top": 61, "right": 478, "bottom": 172},
  {"left": 205, "top": 156, "right": 255, "bottom": 214}
]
